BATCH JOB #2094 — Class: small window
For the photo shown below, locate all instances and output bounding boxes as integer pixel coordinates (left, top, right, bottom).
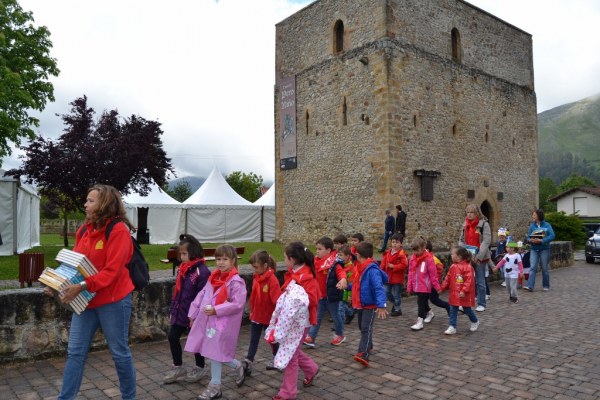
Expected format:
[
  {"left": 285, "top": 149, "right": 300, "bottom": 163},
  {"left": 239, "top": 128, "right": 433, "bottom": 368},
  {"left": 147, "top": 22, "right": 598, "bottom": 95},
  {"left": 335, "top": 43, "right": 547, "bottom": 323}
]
[
  {"left": 334, "top": 20, "right": 344, "bottom": 53},
  {"left": 451, "top": 28, "right": 461, "bottom": 63}
]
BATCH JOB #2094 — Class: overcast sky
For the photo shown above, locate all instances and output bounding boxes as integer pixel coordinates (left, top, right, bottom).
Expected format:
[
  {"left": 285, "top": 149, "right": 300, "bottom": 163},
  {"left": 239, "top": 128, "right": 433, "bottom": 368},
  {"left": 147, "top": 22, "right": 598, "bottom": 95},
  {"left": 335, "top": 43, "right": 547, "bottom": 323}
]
[{"left": 3, "top": 0, "right": 599, "bottom": 184}]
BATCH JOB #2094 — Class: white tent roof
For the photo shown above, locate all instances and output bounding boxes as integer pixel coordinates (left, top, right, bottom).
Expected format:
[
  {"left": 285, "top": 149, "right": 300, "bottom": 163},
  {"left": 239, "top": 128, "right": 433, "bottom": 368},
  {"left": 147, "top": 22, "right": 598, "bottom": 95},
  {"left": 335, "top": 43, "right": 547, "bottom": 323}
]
[
  {"left": 254, "top": 184, "right": 275, "bottom": 206},
  {"left": 122, "top": 183, "right": 181, "bottom": 206},
  {"left": 184, "top": 166, "right": 253, "bottom": 206}
]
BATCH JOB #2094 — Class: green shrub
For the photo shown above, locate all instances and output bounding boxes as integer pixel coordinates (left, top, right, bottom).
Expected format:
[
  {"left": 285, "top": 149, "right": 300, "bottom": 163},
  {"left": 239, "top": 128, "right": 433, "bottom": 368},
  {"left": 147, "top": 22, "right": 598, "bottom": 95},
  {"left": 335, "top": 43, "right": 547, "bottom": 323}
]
[{"left": 545, "top": 211, "right": 587, "bottom": 246}]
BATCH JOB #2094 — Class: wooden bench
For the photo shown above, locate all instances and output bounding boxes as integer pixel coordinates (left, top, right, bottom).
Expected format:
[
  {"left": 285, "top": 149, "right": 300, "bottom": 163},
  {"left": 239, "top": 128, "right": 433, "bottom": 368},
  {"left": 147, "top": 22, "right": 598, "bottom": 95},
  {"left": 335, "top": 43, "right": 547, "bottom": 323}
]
[
  {"left": 161, "top": 246, "right": 246, "bottom": 275},
  {"left": 18, "top": 253, "right": 45, "bottom": 288}
]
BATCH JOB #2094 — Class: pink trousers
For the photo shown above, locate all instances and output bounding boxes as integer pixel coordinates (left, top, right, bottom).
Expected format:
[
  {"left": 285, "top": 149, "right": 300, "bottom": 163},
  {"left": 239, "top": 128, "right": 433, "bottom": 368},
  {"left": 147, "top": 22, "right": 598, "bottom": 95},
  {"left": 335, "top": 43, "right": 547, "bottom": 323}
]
[{"left": 277, "top": 328, "right": 318, "bottom": 399}]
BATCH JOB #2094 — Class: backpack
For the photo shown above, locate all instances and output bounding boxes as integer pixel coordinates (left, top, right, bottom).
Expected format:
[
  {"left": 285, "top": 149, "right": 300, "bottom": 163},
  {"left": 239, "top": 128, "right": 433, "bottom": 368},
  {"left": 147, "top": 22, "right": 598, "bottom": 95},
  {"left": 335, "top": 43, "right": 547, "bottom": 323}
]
[{"left": 78, "top": 220, "right": 150, "bottom": 290}]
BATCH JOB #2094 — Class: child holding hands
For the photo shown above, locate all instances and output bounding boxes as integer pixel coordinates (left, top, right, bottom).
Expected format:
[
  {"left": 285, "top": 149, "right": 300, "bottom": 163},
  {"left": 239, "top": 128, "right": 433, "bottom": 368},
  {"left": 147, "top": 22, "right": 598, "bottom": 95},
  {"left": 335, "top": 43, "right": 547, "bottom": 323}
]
[
  {"left": 493, "top": 242, "right": 523, "bottom": 303},
  {"left": 406, "top": 237, "right": 441, "bottom": 330},
  {"left": 244, "top": 250, "right": 282, "bottom": 376},
  {"left": 439, "top": 246, "right": 480, "bottom": 335},
  {"left": 185, "top": 245, "right": 247, "bottom": 400}
]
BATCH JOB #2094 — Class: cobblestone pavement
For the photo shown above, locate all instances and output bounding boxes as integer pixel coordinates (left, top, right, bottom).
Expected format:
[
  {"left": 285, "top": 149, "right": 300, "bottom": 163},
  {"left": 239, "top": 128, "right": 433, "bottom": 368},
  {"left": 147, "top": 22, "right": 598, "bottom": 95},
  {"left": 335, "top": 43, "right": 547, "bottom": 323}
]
[{"left": 2, "top": 259, "right": 599, "bottom": 399}]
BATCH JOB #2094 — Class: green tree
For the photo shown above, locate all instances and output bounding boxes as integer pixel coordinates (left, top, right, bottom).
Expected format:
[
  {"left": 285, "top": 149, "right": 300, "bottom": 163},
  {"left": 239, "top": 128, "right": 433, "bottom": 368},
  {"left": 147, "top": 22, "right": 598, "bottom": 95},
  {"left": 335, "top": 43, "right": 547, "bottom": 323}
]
[
  {"left": 0, "top": 0, "right": 60, "bottom": 164},
  {"left": 226, "top": 171, "right": 263, "bottom": 202},
  {"left": 545, "top": 211, "right": 587, "bottom": 246},
  {"left": 6, "top": 96, "right": 174, "bottom": 246},
  {"left": 539, "top": 177, "right": 557, "bottom": 212},
  {"left": 164, "top": 180, "right": 192, "bottom": 203},
  {"left": 557, "top": 174, "right": 598, "bottom": 193}
]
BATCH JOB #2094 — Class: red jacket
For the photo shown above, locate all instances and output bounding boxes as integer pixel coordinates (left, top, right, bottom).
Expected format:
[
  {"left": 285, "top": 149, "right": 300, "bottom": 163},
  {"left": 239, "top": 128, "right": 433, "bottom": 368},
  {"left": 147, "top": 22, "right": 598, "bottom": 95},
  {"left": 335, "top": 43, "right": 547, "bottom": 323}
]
[
  {"left": 380, "top": 249, "right": 408, "bottom": 284},
  {"left": 249, "top": 269, "right": 281, "bottom": 325},
  {"left": 440, "top": 261, "right": 476, "bottom": 307},
  {"left": 74, "top": 220, "right": 134, "bottom": 308},
  {"left": 283, "top": 265, "right": 320, "bottom": 325}
]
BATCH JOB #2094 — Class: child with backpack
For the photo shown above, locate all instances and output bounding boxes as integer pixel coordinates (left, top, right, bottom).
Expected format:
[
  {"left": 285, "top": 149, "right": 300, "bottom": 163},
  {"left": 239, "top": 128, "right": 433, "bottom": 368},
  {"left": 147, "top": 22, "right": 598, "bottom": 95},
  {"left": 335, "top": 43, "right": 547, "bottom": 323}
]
[{"left": 163, "top": 234, "right": 211, "bottom": 384}]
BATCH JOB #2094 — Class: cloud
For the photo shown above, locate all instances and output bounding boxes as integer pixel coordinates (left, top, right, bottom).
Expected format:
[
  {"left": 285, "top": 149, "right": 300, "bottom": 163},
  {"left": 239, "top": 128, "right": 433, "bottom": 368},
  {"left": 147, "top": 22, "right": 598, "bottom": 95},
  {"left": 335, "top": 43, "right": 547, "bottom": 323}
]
[{"left": 4, "top": 0, "right": 600, "bottom": 177}]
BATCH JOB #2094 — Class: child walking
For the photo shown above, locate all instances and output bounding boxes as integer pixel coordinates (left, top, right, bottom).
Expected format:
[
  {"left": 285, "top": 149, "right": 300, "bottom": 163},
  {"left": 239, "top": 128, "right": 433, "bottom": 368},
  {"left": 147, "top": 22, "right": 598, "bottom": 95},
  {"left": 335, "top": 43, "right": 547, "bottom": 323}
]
[
  {"left": 425, "top": 239, "right": 450, "bottom": 318},
  {"left": 336, "top": 244, "right": 356, "bottom": 324},
  {"left": 493, "top": 242, "right": 523, "bottom": 303},
  {"left": 272, "top": 242, "right": 320, "bottom": 400},
  {"left": 352, "top": 241, "right": 388, "bottom": 367},
  {"left": 185, "top": 245, "right": 247, "bottom": 400},
  {"left": 380, "top": 233, "right": 408, "bottom": 316},
  {"left": 304, "top": 237, "right": 347, "bottom": 347},
  {"left": 406, "top": 237, "right": 441, "bottom": 331},
  {"left": 439, "top": 246, "right": 480, "bottom": 335},
  {"left": 244, "top": 250, "right": 282, "bottom": 376},
  {"left": 163, "top": 234, "right": 211, "bottom": 384}
]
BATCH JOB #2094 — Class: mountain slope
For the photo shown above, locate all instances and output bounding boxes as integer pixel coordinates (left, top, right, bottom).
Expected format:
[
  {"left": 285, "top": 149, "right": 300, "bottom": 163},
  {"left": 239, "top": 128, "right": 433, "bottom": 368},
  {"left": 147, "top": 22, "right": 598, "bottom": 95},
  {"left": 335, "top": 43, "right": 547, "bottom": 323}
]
[{"left": 538, "top": 94, "right": 600, "bottom": 169}]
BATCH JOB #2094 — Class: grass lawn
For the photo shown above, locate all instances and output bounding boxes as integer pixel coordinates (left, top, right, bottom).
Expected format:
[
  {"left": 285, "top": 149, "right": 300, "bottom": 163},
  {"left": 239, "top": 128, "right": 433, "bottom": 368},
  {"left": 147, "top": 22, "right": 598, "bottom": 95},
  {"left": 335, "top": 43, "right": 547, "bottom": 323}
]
[{"left": 0, "top": 234, "right": 287, "bottom": 281}]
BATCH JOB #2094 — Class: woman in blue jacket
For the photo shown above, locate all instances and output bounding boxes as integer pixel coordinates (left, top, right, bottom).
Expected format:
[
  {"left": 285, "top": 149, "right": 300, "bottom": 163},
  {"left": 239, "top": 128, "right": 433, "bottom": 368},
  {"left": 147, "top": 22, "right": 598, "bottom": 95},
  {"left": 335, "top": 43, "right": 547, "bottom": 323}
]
[{"left": 525, "top": 209, "right": 555, "bottom": 291}]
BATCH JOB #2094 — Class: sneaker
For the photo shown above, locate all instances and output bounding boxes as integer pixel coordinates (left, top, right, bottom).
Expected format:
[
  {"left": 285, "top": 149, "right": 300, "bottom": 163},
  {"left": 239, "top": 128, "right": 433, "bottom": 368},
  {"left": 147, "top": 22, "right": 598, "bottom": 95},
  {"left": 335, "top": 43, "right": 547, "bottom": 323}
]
[
  {"left": 242, "top": 359, "right": 252, "bottom": 377},
  {"left": 485, "top": 294, "right": 490, "bottom": 300},
  {"left": 390, "top": 309, "right": 402, "bottom": 317},
  {"left": 424, "top": 310, "right": 434, "bottom": 323},
  {"left": 185, "top": 366, "right": 206, "bottom": 383},
  {"left": 234, "top": 361, "right": 245, "bottom": 387},
  {"left": 353, "top": 352, "right": 369, "bottom": 366},
  {"left": 163, "top": 365, "right": 187, "bottom": 384},
  {"left": 444, "top": 326, "right": 456, "bottom": 335},
  {"left": 523, "top": 286, "right": 531, "bottom": 291},
  {"left": 330, "top": 335, "right": 346, "bottom": 346},
  {"left": 470, "top": 321, "right": 480, "bottom": 332},
  {"left": 501, "top": 281, "right": 506, "bottom": 287},
  {"left": 411, "top": 317, "right": 424, "bottom": 331},
  {"left": 475, "top": 305, "right": 486, "bottom": 312},
  {"left": 197, "top": 383, "right": 222, "bottom": 400},
  {"left": 512, "top": 298, "right": 519, "bottom": 304},
  {"left": 543, "top": 287, "right": 549, "bottom": 291},
  {"left": 303, "top": 335, "right": 315, "bottom": 347}
]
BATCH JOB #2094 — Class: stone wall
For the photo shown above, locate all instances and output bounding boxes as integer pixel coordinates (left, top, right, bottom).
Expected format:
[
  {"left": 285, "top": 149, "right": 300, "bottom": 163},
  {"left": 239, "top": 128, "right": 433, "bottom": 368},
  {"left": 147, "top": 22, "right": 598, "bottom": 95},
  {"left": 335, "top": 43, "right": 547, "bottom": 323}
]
[
  {"left": 274, "top": 0, "right": 537, "bottom": 248},
  {"left": 0, "top": 243, "right": 573, "bottom": 364}
]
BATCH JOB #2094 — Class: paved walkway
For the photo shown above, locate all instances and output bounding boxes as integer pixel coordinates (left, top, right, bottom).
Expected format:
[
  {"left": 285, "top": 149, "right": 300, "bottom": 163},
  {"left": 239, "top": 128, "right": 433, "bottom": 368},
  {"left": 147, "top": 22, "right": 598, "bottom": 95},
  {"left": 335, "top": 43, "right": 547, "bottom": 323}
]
[{"left": 2, "top": 259, "right": 599, "bottom": 399}]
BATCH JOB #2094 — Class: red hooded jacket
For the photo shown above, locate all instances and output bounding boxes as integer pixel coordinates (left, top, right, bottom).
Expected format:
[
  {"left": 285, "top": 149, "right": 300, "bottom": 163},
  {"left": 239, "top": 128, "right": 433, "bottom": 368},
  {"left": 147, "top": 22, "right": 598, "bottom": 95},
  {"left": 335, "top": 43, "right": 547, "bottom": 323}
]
[
  {"left": 380, "top": 249, "right": 408, "bottom": 285},
  {"left": 440, "top": 261, "right": 476, "bottom": 307}
]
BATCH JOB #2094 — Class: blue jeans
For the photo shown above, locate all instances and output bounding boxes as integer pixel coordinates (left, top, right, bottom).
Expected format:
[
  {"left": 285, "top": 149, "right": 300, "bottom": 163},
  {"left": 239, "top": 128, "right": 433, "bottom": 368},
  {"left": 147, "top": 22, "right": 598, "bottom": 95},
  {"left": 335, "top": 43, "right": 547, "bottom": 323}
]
[
  {"left": 448, "top": 305, "right": 477, "bottom": 328},
  {"left": 59, "top": 294, "right": 135, "bottom": 400},
  {"left": 380, "top": 231, "right": 393, "bottom": 251},
  {"left": 474, "top": 262, "right": 487, "bottom": 307},
  {"left": 338, "top": 300, "right": 354, "bottom": 321},
  {"left": 527, "top": 248, "right": 550, "bottom": 290},
  {"left": 308, "top": 298, "right": 344, "bottom": 339},
  {"left": 384, "top": 283, "right": 403, "bottom": 311},
  {"left": 246, "top": 322, "right": 278, "bottom": 362}
]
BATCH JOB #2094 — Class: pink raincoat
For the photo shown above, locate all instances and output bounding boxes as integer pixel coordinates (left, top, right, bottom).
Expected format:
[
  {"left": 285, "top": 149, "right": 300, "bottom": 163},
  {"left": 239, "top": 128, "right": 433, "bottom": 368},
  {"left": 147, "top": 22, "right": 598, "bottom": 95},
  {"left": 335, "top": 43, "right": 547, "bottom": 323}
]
[{"left": 184, "top": 274, "right": 247, "bottom": 362}]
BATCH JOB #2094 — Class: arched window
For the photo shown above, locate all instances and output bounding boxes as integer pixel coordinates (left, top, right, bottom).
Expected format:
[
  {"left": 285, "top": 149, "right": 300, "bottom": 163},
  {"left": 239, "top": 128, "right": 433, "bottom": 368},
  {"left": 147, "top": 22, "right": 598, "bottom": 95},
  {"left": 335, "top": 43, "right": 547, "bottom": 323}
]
[
  {"left": 334, "top": 20, "right": 344, "bottom": 54},
  {"left": 451, "top": 28, "right": 461, "bottom": 63}
]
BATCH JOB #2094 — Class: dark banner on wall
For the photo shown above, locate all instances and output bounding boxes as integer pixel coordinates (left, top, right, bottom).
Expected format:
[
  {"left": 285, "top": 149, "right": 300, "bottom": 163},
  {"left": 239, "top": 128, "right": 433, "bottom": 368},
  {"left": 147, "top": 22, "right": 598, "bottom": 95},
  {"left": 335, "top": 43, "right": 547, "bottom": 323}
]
[{"left": 279, "top": 76, "right": 297, "bottom": 170}]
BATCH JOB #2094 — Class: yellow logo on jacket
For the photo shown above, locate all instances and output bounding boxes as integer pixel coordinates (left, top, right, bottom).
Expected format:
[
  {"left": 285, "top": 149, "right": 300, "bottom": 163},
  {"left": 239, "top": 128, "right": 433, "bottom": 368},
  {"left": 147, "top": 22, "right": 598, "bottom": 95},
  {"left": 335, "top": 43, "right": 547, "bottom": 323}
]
[
  {"left": 95, "top": 240, "right": 104, "bottom": 250},
  {"left": 262, "top": 284, "right": 269, "bottom": 293}
]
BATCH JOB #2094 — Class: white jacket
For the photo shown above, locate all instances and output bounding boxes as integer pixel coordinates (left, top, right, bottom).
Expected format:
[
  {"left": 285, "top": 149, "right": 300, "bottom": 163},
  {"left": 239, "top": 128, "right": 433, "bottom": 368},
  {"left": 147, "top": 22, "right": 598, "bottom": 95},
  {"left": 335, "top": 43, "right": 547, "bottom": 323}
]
[{"left": 264, "top": 280, "right": 309, "bottom": 370}]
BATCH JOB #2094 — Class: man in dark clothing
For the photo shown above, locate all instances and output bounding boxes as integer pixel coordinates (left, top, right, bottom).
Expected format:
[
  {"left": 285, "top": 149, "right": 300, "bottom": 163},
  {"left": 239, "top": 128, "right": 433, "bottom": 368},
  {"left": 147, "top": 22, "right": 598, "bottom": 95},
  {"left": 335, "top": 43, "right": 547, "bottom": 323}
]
[
  {"left": 379, "top": 209, "right": 395, "bottom": 252},
  {"left": 395, "top": 205, "right": 407, "bottom": 236}
]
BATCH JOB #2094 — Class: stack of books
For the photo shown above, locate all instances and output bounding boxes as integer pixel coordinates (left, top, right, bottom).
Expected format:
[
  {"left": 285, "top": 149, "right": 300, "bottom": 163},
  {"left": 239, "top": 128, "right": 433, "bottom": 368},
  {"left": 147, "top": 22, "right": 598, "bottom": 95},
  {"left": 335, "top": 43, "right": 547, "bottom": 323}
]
[
  {"left": 529, "top": 229, "right": 546, "bottom": 240},
  {"left": 38, "top": 249, "right": 98, "bottom": 314}
]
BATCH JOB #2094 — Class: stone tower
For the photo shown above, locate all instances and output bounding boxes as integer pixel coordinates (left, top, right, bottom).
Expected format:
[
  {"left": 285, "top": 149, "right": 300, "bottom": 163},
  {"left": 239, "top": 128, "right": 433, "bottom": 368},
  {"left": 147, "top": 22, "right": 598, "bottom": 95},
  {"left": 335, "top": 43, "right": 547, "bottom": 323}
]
[{"left": 274, "top": 0, "right": 537, "bottom": 247}]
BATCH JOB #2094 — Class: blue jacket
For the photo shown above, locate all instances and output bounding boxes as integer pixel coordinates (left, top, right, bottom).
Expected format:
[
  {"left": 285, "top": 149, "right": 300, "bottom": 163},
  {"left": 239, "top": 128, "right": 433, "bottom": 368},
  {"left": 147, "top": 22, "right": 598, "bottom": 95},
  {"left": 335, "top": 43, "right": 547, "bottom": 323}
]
[
  {"left": 359, "top": 262, "right": 389, "bottom": 308},
  {"left": 527, "top": 221, "right": 555, "bottom": 251}
]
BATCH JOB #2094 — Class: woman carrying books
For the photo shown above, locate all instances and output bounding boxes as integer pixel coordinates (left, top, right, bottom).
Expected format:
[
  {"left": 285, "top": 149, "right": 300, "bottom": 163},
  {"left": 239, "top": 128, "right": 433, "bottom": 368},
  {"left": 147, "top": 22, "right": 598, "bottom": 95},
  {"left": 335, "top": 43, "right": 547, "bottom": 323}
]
[
  {"left": 44, "top": 184, "right": 137, "bottom": 400},
  {"left": 524, "top": 209, "right": 555, "bottom": 292}
]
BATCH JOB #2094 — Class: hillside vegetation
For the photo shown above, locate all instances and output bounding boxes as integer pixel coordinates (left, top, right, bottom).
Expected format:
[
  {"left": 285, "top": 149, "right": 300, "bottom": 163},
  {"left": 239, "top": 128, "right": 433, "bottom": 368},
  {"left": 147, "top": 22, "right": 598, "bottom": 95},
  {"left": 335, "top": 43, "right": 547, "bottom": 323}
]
[{"left": 538, "top": 94, "right": 600, "bottom": 184}]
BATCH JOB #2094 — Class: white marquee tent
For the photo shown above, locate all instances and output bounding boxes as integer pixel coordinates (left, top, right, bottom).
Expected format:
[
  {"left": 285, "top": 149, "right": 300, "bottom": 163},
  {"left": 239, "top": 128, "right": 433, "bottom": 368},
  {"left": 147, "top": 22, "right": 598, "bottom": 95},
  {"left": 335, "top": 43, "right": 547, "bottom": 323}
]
[
  {"left": 0, "top": 170, "right": 41, "bottom": 255},
  {"left": 122, "top": 183, "right": 185, "bottom": 244},
  {"left": 184, "top": 167, "right": 262, "bottom": 242},
  {"left": 254, "top": 184, "right": 275, "bottom": 242}
]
